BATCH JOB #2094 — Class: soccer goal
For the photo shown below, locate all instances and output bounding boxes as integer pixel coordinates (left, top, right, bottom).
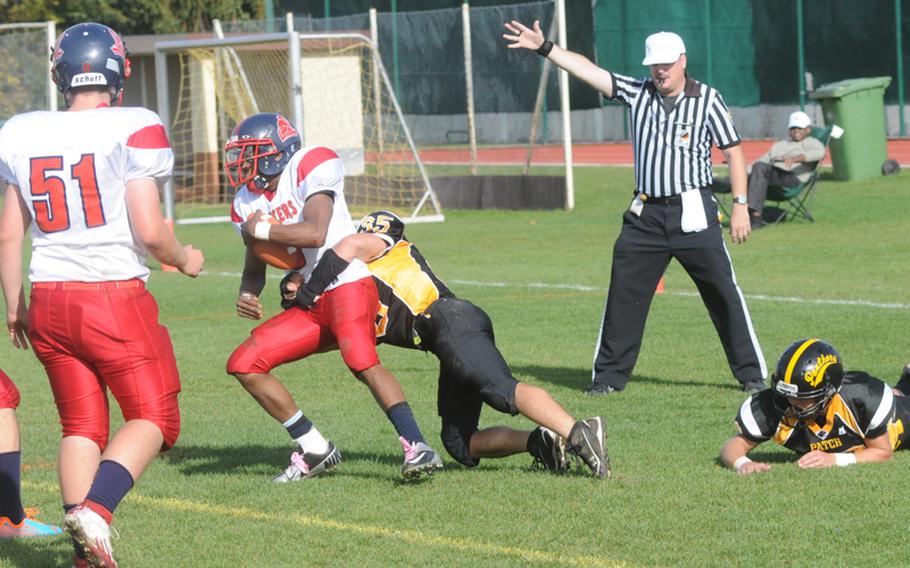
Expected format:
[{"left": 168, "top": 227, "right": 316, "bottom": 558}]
[
  {"left": 154, "top": 30, "right": 443, "bottom": 224},
  {"left": 0, "top": 22, "right": 57, "bottom": 122}
]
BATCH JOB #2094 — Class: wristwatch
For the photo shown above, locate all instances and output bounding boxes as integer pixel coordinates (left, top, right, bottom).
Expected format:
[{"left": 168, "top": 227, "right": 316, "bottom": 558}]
[{"left": 732, "top": 195, "right": 748, "bottom": 205}]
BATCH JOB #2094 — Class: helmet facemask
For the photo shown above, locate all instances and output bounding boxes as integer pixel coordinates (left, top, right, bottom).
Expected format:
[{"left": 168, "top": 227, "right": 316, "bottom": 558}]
[
  {"left": 224, "top": 138, "right": 281, "bottom": 191},
  {"left": 773, "top": 380, "right": 837, "bottom": 420}
]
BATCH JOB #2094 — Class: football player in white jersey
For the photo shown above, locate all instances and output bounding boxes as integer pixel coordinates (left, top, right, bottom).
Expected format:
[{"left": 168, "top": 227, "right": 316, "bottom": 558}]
[
  {"left": 721, "top": 339, "right": 910, "bottom": 476},
  {"left": 224, "top": 112, "right": 443, "bottom": 482},
  {"left": 0, "top": 22, "right": 204, "bottom": 568}
]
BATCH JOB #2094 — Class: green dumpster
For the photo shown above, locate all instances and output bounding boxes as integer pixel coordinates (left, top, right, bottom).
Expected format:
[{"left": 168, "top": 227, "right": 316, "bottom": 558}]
[{"left": 809, "top": 76, "right": 891, "bottom": 181}]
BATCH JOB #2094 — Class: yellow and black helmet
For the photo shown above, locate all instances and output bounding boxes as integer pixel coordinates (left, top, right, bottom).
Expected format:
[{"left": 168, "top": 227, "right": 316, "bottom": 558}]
[{"left": 771, "top": 339, "right": 844, "bottom": 418}]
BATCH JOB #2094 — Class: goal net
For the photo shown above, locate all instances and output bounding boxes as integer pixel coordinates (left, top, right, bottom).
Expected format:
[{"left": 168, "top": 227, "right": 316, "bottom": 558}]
[{"left": 157, "top": 31, "right": 442, "bottom": 223}]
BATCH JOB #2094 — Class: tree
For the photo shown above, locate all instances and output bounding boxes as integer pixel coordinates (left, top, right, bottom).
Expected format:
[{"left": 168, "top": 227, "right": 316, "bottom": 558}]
[{"left": 1, "top": 0, "right": 265, "bottom": 35}]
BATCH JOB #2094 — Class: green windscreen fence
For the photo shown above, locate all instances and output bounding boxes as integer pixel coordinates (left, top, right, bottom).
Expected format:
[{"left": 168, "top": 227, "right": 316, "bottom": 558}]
[
  {"left": 595, "top": 0, "right": 909, "bottom": 107},
  {"left": 275, "top": 0, "right": 600, "bottom": 114},
  {"left": 594, "top": 0, "right": 759, "bottom": 106}
]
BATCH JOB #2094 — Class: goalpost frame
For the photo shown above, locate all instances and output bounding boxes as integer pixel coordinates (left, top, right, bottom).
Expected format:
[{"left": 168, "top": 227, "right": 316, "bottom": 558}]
[
  {"left": 0, "top": 21, "right": 57, "bottom": 112},
  {"left": 154, "top": 30, "right": 441, "bottom": 224}
]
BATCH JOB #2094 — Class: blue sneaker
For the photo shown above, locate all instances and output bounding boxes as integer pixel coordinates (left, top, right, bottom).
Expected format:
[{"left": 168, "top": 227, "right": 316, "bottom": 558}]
[{"left": 0, "top": 509, "right": 64, "bottom": 538}]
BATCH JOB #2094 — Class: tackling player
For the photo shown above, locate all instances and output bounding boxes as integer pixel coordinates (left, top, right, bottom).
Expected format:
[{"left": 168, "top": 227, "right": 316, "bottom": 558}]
[
  {"left": 0, "top": 368, "right": 62, "bottom": 539},
  {"left": 281, "top": 211, "right": 610, "bottom": 479},
  {"left": 0, "top": 22, "right": 204, "bottom": 567},
  {"left": 721, "top": 339, "right": 910, "bottom": 475},
  {"left": 224, "top": 113, "right": 442, "bottom": 481}
]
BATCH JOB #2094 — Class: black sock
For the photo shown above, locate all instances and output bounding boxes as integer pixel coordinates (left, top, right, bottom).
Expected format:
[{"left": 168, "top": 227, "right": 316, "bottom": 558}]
[
  {"left": 84, "top": 460, "right": 134, "bottom": 517},
  {"left": 386, "top": 402, "right": 425, "bottom": 444},
  {"left": 285, "top": 412, "right": 313, "bottom": 440},
  {"left": 0, "top": 451, "right": 25, "bottom": 523}
]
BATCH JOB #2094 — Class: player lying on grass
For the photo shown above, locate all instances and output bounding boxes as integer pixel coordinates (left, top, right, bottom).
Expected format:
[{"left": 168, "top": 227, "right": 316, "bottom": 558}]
[
  {"left": 0, "top": 368, "right": 62, "bottom": 539},
  {"left": 721, "top": 338, "right": 910, "bottom": 475},
  {"left": 281, "top": 211, "right": 610, "bottom": 478},
  {"left": 226, "top": 113, "right": 442, "bottom": 482}
]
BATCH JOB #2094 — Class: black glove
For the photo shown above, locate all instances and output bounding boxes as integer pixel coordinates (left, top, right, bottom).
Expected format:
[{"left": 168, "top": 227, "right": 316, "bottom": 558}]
[{"left": 279, "top": 272, "right": 299, "bottom": 310}]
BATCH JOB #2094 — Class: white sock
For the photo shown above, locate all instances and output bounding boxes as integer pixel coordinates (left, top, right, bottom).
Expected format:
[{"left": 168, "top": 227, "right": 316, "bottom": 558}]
[{"left": 295, "top": 426, "right": 329, "bottom": 454}]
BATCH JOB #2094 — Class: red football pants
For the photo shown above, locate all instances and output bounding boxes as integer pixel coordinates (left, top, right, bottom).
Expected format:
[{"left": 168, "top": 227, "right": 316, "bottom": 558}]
[
  {"left": 227, "top": 277, "right": 381, "bottom": 375},
  {"left": 0, "top": 368, "right": 20, "bottom": 410},
  {"left": 28, "top": 280, "right": 181, "bottom": 451}
]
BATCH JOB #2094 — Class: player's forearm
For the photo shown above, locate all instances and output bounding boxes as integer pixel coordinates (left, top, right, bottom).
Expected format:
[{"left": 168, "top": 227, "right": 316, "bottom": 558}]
[
  {"left": 141, "top": 231, "right": 188, "bottom": 269},
  {"left": 333, "top": 234, "right": 386, "bottom": 263},
  {"left": 855, "top": 434, "right": 893, "bottom": 464},
  {"left": 547, "top": 45, "right": 614, "bottom": 97},
  {"left": 265, "top": 222, "right": 328, "bottom": 249},
  {"left": 720, "top": 435, "right": 756, "bottom": 469},
  {"left": 0, "top": 242, "right": 24, "bottom": 316},
  {"left": 724, "top": 146, "right": 748, "bottom": 200},
  {"left": 239, "top": 270, "right": 266, "bottom": 297}
]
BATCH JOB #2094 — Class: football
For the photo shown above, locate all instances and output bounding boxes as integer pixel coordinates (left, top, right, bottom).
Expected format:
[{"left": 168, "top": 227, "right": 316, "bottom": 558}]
[{"left": 250, "top": 215, "right": 307, "bottom": 270}]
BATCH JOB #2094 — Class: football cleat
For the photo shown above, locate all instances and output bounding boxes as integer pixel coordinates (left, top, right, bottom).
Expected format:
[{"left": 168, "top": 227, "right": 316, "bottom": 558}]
[
  {"left": 584, "top": 383, "right": 617, "bottom": 397},
  {"left": 528, "top": 427, "right": 568, "bottom": 474},
  {"left": 272, "top": 443, "right": 342, "bottom": 483},
  {"left": 0, "top": 508, "right": 64, "bottom": 539},
  {"left": 399, "top": 437, "right": 443, "bottom": 479},
  {"left": 63, "top": 504, "right": 119, "bottom": 568},
  {"left": 566, "top": 417, "right": 611, "bottom": 480}
]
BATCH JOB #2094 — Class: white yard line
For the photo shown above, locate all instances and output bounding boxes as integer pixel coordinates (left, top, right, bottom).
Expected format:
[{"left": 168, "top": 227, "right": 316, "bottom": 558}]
[{"left": 202, "top": 271, "right": 909, "bottom": 311}]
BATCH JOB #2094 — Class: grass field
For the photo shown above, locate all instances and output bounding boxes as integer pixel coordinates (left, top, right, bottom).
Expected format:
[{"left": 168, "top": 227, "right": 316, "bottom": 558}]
[{"left": 2, "top": 166, "right": 909, "bottom": 567}]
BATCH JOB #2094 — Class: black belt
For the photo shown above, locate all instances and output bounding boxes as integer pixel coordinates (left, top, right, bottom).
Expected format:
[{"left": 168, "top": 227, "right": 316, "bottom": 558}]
[
  {"left": 640, "top": 194, "right": 681, "bottom": 205},
  {"left": 639, "top": 189, "right": 705, "bottom": 205}
]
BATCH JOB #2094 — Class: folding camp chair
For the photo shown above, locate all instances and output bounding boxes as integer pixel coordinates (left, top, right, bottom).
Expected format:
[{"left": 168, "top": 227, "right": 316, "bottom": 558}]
[{"left": 764, "top": 124, "right": 833, "bottom": 224}]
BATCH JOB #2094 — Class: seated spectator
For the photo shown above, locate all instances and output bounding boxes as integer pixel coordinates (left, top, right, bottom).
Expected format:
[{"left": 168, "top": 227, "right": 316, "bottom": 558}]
[{"left": 746, "top": 110, "right": 826, "bottom": 227}]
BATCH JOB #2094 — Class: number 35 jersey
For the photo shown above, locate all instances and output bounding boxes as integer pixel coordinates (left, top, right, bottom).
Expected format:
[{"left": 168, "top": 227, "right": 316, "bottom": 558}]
[
  {"left": 0, "top": 107, "right": 173, "bottom": 282},
  {"left": 736, "top": 371, "right": 910, "bottom": 454}
]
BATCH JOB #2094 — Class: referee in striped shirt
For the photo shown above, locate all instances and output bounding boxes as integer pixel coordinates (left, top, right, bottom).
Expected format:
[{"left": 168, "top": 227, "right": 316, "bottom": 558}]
[{"left": 503, "top": 23, "right": 766, "bottom": 394}]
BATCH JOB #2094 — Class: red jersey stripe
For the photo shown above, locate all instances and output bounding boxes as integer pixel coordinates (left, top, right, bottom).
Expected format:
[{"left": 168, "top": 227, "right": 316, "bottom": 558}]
[
  {"left": 296, "top": 147, "right": 339, "bottom": 183},
  {"left": 127, "top": 124, "right": 170, "bottom": 149},
  {"left": 230, "top": 204, "right": 242, "bottom": 223}
]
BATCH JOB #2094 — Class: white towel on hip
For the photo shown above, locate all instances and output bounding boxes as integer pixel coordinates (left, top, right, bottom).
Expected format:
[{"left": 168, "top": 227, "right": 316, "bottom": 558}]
[{"left": 680, "top": 189, "right": 708, "bottom": 233}]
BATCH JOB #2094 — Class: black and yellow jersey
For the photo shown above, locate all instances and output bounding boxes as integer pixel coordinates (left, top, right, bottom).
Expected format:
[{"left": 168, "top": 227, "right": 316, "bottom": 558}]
[
  {"left": 358, "top": 211, "right": 453, "bottom": 349},
  {"left": 735, "top": 371, "right": 910, "bottom": 454}
]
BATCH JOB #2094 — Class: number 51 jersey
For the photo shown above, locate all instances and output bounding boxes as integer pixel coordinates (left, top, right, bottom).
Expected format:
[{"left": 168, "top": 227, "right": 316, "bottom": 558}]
[{"left": 0, "top": 107, "right": 173, "bottom": 282}]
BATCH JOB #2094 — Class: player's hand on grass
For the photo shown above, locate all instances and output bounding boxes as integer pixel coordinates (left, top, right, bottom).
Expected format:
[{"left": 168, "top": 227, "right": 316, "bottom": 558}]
[
  {"left": 796, "top": 450, "right": 836, "bottom": 469},
  {"left": 737, "top": 460, "right": 771, "bottom": 476},
  {"left": 503, "top": 19, "right": 545, "bottom": 51},
  {"left": 236, "top": 291, "right": 263, "bottom": 320},
  {"left": 179, "top": 245, "right": 205, "bottom": 277}
]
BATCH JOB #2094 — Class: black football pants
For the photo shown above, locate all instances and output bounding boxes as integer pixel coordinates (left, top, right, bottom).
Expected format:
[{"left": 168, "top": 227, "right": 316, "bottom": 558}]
[{"left": 591, "top": 189, "right": 766, "bottom": 390}]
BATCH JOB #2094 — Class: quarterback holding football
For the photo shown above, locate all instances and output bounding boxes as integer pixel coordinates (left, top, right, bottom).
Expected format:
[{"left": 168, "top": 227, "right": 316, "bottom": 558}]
[{"left": 225, "top": 113, "right": 442, "bottom": 482}]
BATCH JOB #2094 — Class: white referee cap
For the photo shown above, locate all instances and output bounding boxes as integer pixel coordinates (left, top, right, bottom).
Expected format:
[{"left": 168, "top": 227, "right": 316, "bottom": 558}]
[{"left": 642, "top": 31, "right": 686, "bottom": 65}]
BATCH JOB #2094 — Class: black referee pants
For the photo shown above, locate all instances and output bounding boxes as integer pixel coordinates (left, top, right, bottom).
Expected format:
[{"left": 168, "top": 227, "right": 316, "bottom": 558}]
[{"left": 591, "top": 189, "right": 765, "bottom": 390}]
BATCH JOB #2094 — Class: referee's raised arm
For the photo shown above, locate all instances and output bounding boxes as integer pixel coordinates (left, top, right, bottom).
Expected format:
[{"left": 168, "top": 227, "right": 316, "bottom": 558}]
[{"left": 502, "top": 20, "right": 614, "bottom": 98}]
